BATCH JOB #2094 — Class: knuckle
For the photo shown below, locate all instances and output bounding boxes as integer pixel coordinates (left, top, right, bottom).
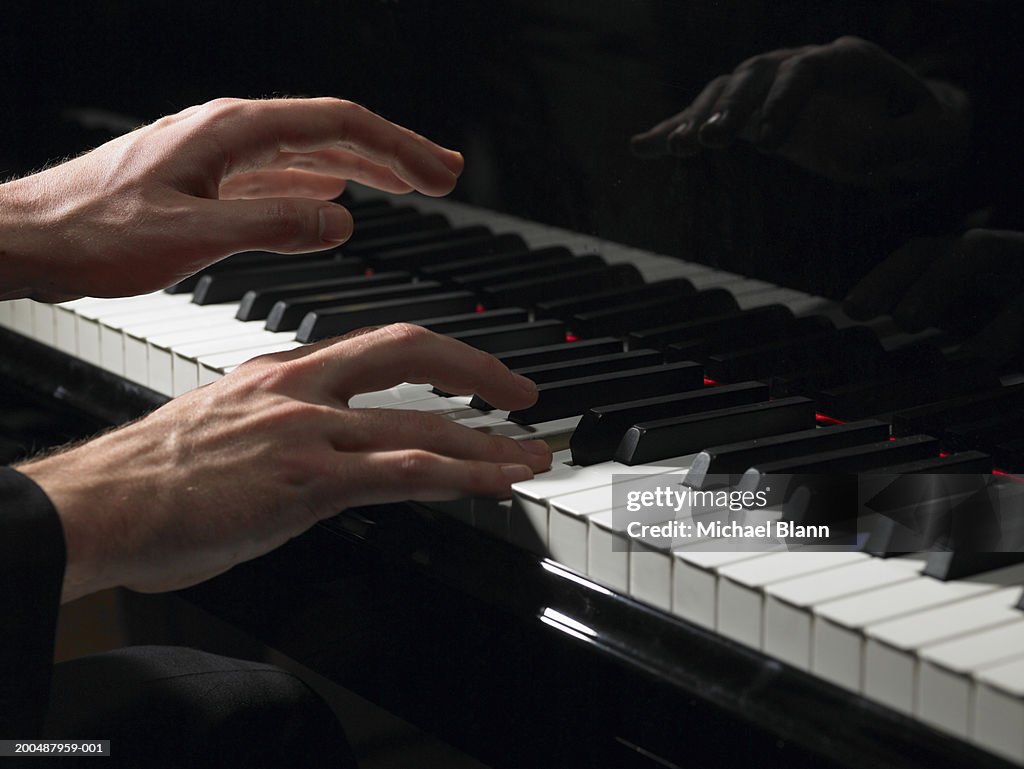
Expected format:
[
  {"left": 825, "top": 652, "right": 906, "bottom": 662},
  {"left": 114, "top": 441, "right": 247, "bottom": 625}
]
[
  {"left": 380, "top": 322, "right": 432, "bottom": 348},
  {"left": 394, "top": 449, "right": 433, "bottom": 481},
  {"left": 263, "top": 199, "right": 309, "bottom": 246}
]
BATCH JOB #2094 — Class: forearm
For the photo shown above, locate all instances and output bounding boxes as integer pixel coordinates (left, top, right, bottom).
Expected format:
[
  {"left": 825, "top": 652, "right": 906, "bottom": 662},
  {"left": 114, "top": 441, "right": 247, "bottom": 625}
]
[{"left": 0, "top": 177, "right": 42, "bottom": 299}]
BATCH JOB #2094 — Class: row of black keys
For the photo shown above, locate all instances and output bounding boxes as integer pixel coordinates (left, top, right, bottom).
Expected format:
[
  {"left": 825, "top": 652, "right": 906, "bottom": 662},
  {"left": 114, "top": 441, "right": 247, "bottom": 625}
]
[{"left": 166, "top": 198, "right": 1023, "bottom": 472}]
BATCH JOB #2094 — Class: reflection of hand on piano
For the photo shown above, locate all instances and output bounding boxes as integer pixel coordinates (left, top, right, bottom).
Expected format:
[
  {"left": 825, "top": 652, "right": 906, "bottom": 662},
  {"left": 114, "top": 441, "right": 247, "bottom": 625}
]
[
  {"left": 0, "top": 97, "right": 463, "bottom": 303},
  {"left": 16, "top": 323, "right": 550, "bottom": 603},
  {"left": 845, "top": 228, "right": 1024, "bottom": 365},
  {"left": 629, "top": 36, "right": 970, "bottom": 186}
]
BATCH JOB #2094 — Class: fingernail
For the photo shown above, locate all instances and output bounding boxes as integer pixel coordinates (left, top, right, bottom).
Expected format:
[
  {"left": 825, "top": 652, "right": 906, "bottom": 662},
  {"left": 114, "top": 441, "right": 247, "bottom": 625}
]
[
  {"left": 319, "top": 205, "right": 353, "bottom": 243},
  {"left": 520, "top": 439, "right": 550, "bottom": 456},
  {"left": 442, "top": 149, "right": 465, "bottom": 175},
  {"left": 704, "top": 110, "right": 726, "bottom": 127},
  {"left": 501, "top": 464, "right": 534, "bottom": 483},
  {"left": 667, "top": 122, "right": 693, "bottom": 155},
  {"left": 513, "top": 372, "right": 537, "bottom": 393}
]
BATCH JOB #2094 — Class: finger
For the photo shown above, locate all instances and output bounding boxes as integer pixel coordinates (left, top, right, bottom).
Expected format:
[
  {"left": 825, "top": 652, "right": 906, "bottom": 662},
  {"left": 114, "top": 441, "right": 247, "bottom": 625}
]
[
  {"left": 239, "top": 148, "right": 417, "bottom": 194},
  {"left": 329, "top": 409, "right": 552, "bottom": 471},
  {"left": 757, "top": 47, "right": 829, "bottom": 150},
  {"left": 889, "top": 239, "right": 992, "bottom": 332},
  {"left": 304, "top": 324, "right": 539, "bottom": 410},
  {"left": 219, "top": 170, "right": 348, "bottom": 200},
  {"left": 190, "top": 97, "right": 463, "bottom": 196},
  {"left": 697, "top": 61, "right": 780, "bottom": 148},
  {"left": 843, "top": 238, "right": 948, "bottom": 321},
  {"left": 331, "top": 450, "right": 538, "bottom": 507},
  {"left": 630, "top": 76, "right": 729, "bottom": 158},
  {"left": 183, "top": 195, "right": 356, "bottom": 253}
]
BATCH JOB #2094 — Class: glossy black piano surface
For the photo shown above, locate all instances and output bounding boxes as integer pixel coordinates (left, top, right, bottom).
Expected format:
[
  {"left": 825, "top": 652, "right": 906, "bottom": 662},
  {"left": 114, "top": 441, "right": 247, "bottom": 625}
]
[{"left": 3, "top": 2, "right": 1024, "bottom": 768}]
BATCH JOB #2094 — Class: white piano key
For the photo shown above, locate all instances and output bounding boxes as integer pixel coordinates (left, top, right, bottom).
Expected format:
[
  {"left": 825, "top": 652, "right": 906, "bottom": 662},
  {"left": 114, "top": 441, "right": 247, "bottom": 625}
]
[
  {"left": 348, "top": 384, "right": 438, "bottom": 408},
  {"left": 31, "top": 302, "right": 56, "bottom": 345},
  {"left": 587, "top": 510, "right": 629, "bottom": 593},
  {"left": 10, "top": 298, "right": 36, "bottom": 337},
  {"left": 669, "top": 545, "right": 783, "bottom": 631},
  {"left": 973, "top": 656, "right": 1024, "bottom": 764},
  {"left": 918, "top": 621, "right": 1024, "bottom": 738},
  {"left": 762, "top": 555, "right": 925, "bottom": 671},
  {"left": 171, "top": 332, "right": 295, "bottom": 396},
  {"left": 197, "top": 341, "right": 305, "bottom": 378},
  {"left": 864, "top": 585, "right": 1024, "bottom": 716},
  {"left": 507, "top": 454, "right": 694, "bottom": 553},
  {"left": 715, "top": 551, "right": 867, "bottom": 649},
  {"left": 0, "top": 299, "right": 13, "bottom": 328}
]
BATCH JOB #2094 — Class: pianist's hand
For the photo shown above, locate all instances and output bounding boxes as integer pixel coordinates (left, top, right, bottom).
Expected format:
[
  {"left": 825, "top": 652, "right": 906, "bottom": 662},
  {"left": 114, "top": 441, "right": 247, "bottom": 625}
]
[
  {"left": 844, "top": 228, "right": 1024, "bottom": 364},
  {"left": 0, "top": 97, "right": 463, "bottom": 302},
  {"left": 630, "top": 37, "right": 970, "bottom": 186},
  {"left": 16, "top": 324, "right": 551, "bottom": 602}
]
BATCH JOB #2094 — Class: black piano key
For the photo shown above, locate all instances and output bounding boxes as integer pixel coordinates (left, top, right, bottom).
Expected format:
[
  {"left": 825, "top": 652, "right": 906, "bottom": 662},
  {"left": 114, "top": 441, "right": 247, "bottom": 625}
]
[
  {"left": 512, "top": 349, "right": 664, "bottom": 385},
  {"left": 816, "top": 359, "right": 1000, "bottom": 421},
  {"left": 480, "top": 263, "right": 643, "bottom": 307},
  {"left": 415, "top": 308, "right": 529, "bottom": 334},
  {"left": 861, "top": 452, "right": 994, "bottom": 555},
  {"left": 769, "top": 343, "right": 942, "bottom": 399},
  {"left": 571, "top": 287, "right": 738, "bottom": 338},
  {"left": 343, "top": 224, "right": 491, "bottom": 258},
  {"left": 235, "top": 271, "right": 411, "bottom": 321},
  {"left": 347, "top": 211, "right": 449, "bottom": 242},
  {"left": 706, "top": 325, "right": 882, "bottom": 383},
  {"left": 446, "top": 319, "right": 566, "bottom": 354},
  {"left": 614, "top": 396, "right": 816, "bottom": 467},
  {"left": 266, "top": 281, "right": 443, "bottom": 332},
  {"left": 570, "top": 381, "right": 770, "bottom": 466},
  {"left": 683, "top": 419, "right": 892, "bottom": 489},
  {"left": 666, "top": 315, "right": 832, "bottom": 365},
  {"left": 924, "top": 552, "right": 1024, "bottom": 581},
  {"left": 942, "top": 413, "right": 1024, "bottom": 453},
  {"left": 452, "top": 250, "right": 595, "bottom": 291},
  {"left": 532, "top": 278, "right": 695, "bottom": 320},
  {"left": 495, "top": 338, "right": 624, "bottom": 368},
  {"left": 295, "top": 291, "right": 477, "bottom": 343},
  {"left": 165, "top": 248, "right": 345, "bottom": 294},
  {"left": 738, "top": 435, "right": 942, "bottom": 494},
  {"left": 867, "top": 451, "right": 993, "bottom": 474},
  {"left": 191, "top": 257, "right": 368, "bottom": 305},
  {"left": 628, "top": 305, "right": 793, "bottom": 350},
  {"left": 420, "top": 245, "right": 572, "bottom": 281},
  {"left": 431, "top": 335, "right": 625, "bottom": 398},
  {"left": 892, "top": 384, "right": 1024, "bottom": 438},
  {"left": 470, "top": 349, "right": 664, "bottom": 410},
  {"left": 371, "top": 232, "right": 526, "bottom": 271},
  {"left": 508, "top": 362, "right": 703, "bottom": 425}
]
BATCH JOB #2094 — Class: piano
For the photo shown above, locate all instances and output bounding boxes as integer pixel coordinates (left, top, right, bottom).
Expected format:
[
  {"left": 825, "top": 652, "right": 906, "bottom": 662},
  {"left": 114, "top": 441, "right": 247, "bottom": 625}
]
[
  {"left": 2, "top": 188, "right": 1023, "bottom": 768},
  {"left": 4, "top": 1, "right": 1024, "bottom": 765}
]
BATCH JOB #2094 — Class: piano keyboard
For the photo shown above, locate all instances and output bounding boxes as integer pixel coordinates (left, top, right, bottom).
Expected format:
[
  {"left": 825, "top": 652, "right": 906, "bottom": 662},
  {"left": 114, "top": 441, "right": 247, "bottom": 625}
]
[{"left": 2, "top": 191, "right": 1023, "bottom": 766}]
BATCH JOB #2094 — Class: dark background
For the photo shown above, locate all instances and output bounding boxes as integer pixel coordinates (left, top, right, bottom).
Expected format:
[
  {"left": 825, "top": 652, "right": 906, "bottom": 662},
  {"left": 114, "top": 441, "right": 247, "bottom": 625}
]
[{"left": 2, "top": 1, "right": 1020, "bottom": 297}]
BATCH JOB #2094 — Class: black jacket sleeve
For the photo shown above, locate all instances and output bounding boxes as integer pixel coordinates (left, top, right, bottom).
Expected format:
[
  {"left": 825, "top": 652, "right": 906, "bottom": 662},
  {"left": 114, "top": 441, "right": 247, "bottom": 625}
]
[{"left": 0, "top": 467, "right": 66, "bottom": 738}]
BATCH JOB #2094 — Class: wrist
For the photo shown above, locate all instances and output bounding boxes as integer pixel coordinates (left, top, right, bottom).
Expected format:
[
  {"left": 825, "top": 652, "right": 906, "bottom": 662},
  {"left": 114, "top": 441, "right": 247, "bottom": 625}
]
[{"left": 15, "top": 422, "right": 164, "bottom": 603}]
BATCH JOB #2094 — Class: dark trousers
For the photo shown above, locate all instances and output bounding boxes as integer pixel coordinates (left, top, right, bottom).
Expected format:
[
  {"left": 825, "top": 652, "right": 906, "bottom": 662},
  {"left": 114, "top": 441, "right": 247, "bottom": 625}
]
[{"left": 40, "top": 646, "right": 357, "bottom": 768}]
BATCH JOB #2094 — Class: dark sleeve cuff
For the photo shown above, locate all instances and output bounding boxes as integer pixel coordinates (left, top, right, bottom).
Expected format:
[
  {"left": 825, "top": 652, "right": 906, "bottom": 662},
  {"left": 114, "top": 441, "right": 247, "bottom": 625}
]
[{"left": 0, "top": 466, "right": 67, "bottom": 737}]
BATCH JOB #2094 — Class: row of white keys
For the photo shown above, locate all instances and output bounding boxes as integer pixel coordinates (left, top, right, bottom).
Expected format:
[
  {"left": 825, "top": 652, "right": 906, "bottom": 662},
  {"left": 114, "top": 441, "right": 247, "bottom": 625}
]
[
  {"left": 762, "top": 555, "right": 929, "bottom": 674},
  {"left": 814, "top": 562, "right": 1024, "bottom": 697}
]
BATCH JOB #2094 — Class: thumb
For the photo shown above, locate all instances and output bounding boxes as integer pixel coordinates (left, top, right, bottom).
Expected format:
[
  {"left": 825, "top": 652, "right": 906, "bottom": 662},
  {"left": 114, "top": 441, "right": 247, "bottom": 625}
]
[{"left": 190, "top": 196, "right": 355, "bottom": 255}]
